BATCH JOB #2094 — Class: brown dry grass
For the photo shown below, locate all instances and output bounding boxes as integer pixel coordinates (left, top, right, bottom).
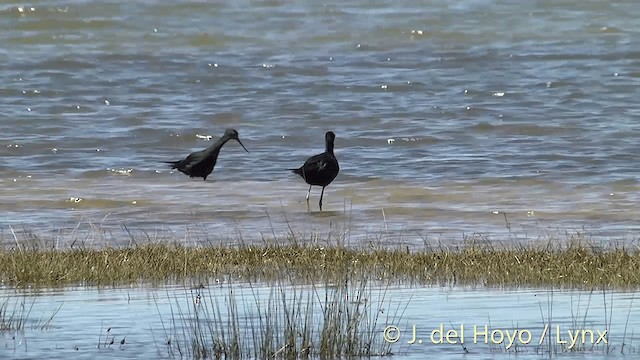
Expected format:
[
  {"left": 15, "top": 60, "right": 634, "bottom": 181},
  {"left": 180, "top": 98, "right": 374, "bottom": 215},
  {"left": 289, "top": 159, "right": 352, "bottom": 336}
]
[{"left": 0, "top": 240, "right": 637, "bottom": 288}]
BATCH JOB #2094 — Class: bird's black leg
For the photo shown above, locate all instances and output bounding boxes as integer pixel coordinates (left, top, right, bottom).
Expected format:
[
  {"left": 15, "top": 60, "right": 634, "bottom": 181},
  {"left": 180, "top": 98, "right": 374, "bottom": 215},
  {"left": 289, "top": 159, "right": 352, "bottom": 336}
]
[
  {"left": 319, "top": 186, "right": 325, "bottom": 211},
  {"left": 306, "top": 185, "right": 311, "bottom": 202}
]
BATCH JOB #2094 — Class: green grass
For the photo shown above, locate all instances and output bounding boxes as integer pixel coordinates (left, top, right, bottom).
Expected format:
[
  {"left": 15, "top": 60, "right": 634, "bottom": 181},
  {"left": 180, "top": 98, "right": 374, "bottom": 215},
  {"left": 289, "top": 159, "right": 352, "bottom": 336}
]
[
  {"left": 1, "top": 238, "right": 639, "bottom": 288},
  {"left": 0, "top": 295, "right": 60, "bottom": 333},
  {"left": 154, "top": 277, "right": 405, "bottom": 359}
]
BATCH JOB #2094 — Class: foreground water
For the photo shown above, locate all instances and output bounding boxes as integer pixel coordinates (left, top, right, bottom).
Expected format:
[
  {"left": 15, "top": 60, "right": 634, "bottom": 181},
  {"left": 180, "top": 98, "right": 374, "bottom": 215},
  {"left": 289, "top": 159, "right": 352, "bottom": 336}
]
[
  {"left": 0, "top": 283, "right": 638, "bottom": 359},
  {"left": 2, "top": 0, "right": 640, "bottom": 244}
]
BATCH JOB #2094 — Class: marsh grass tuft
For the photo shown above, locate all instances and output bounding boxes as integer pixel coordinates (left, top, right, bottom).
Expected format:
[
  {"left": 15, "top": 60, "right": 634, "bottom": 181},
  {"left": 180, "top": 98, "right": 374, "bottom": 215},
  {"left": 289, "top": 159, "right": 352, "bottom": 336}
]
[
  {"left": 1, "top": 238, "right": 640, "bottom": 288},
  {"left": 155, "top": 276, "right": 404, "bottom": 359},
  {"left": 0, "top": 296, "right": 34, "bottom": 332},
  {"left": 1, "top": 295, "right": 60, "bottom": 335}
]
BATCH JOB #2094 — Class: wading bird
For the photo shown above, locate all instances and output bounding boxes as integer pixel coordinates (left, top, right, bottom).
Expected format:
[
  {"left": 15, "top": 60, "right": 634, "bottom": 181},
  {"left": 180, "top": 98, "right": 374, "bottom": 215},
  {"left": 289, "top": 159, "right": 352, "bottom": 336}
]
[
  {"left": 165, "top": 128, "right": 248, "bottom": 181},
  {"left": 289, "top": 131, "right": 339, "bottom": 211}
]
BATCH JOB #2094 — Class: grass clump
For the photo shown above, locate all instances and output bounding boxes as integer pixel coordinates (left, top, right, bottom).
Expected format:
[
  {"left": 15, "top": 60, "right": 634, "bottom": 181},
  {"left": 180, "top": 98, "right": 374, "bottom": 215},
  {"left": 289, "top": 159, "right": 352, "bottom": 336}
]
[
  {"left": 0, "top": 297, "right": 33, "bottom": 332},
  {"left": 0, "top": 296, "right": 60, "bottom": 333},
  {"left": 155, "top": 277, "right": 404, "bottom": 359},
  {"left": 0, "top": 239, "right": 639, "bottom": 288}
]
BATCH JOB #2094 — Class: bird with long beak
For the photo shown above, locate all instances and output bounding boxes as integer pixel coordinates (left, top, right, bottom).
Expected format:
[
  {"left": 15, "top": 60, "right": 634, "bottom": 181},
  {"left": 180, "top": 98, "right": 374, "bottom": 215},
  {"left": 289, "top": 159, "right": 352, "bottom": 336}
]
[{"left": 165, "top": 128, "right": 249, "bottom": 181}]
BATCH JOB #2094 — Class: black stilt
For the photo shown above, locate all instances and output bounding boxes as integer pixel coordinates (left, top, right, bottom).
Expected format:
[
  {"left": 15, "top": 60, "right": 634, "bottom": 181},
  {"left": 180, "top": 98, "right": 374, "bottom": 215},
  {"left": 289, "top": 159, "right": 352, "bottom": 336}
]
[
  {"left": 165, "top": 128, "right": 249, "bottom": 181},
  {"left": 289, "top": 131, "right": 340, "bottom": 211}
]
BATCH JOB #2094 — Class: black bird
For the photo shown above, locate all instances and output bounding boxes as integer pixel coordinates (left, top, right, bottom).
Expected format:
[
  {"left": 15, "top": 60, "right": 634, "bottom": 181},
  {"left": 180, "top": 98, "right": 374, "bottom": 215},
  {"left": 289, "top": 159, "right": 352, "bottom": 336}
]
[
  {"left": 289, "top": 131, "right": 339, "bottom": 211},
  {"left": 165, "top": 128, "right": 249, "bottom": 181}
]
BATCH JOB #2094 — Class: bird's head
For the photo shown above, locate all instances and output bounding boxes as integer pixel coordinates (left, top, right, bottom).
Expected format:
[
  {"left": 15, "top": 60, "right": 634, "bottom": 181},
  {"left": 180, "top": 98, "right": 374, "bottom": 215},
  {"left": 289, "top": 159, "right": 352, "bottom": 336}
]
[
  {"left": 225, "top": 128, "right": 249, "bottom": 153},
  {"left": 324, "top": 131, "right": 336, "bottom": 154},
  {"left": 325, "top": 131, "right": 336, "bottom": 142}
]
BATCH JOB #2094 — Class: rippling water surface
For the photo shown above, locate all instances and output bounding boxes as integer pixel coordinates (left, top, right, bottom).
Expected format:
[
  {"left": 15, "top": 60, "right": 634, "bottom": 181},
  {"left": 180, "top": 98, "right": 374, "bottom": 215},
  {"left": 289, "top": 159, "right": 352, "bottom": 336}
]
[
  {"left": 1, "top": 284, "right": 638, "bottom": 359},
  {"left": 2, "top": 0, "right": 640, "bottom": 244}
]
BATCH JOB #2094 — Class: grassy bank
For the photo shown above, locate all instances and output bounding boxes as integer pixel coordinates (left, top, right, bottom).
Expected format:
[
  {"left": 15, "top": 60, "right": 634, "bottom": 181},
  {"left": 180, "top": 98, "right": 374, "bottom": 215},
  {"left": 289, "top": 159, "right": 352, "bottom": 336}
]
[{"left": 1, "top": 240, "right": 638, "bottom": 288}]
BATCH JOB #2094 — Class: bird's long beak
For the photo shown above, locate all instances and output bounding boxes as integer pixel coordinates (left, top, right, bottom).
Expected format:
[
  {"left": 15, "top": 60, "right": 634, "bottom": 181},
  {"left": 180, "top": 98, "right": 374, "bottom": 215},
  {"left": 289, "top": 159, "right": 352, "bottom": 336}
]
[{"left": 236, "top": 138, "right": 249, "bottom": 153}]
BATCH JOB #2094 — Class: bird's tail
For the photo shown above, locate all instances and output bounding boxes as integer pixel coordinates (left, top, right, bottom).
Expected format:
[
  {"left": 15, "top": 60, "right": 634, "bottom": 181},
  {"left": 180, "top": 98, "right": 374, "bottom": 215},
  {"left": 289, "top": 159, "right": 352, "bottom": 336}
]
[
  {"left": 164, "top": 161, "right": 179, "bottom": 169},
  {"left": 288, "top": 168, "right": 302, "bottom": 175}
]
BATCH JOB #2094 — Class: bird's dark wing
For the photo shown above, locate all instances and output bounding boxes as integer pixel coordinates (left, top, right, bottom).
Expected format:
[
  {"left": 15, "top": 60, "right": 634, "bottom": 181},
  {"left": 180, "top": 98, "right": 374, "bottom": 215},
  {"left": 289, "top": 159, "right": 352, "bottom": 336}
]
[
  {"left": 301, "top": 153, "right": 332, "bottom": 173},
  {"left": 167, "top": 150, "right": 206, "bottom": 171}
]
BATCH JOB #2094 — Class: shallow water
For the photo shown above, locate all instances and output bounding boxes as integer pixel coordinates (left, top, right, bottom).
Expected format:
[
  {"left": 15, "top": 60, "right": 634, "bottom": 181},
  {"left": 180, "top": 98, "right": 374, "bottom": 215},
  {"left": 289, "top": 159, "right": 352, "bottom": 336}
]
[
  {"left": 0, "top": 0, "right": 640, "bottom": 243},
  {"left": 2, "top": 0, "right": 640, "bottom": 243},
  {"left": 1, "top": 283, "right": 638, "bottom": 359},
  {"left": 3, "top": 4, "right": 639, "bottom": 359}
]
